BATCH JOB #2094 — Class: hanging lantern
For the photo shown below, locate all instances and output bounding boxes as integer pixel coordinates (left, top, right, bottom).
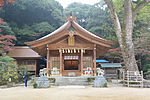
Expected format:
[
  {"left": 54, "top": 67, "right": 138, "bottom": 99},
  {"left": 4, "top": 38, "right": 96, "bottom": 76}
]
[
  {"left": 68, "top": 49, "right": 70, "bottom": 53},
  {"left": 74, "top": 49, "right": 76, "bottom": 53},
  {"left": 62, "top": 49, "right": 65, "bottom": 53}
]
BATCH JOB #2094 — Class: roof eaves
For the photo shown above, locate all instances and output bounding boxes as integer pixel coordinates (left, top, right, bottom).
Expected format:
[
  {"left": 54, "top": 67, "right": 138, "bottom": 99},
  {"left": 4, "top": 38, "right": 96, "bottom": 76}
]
[
  {"left": 72, "top": 21, "right": 115, "bottom": 45},
  {"left": 26, "top": 21, "right": 71, "bottom": 45}
]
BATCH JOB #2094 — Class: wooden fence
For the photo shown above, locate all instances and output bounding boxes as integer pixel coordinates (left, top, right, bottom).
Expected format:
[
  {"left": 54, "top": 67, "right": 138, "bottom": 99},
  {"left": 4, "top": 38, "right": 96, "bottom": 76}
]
[{"left": 123, "top": 71, "right": 143, "bottom": 88}]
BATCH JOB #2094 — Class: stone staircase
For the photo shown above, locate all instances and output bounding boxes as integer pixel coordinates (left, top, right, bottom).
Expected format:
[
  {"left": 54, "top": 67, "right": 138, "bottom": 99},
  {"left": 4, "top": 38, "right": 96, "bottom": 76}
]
[{"left": 50, "top": 76, "right": 95, "bottom": 85}]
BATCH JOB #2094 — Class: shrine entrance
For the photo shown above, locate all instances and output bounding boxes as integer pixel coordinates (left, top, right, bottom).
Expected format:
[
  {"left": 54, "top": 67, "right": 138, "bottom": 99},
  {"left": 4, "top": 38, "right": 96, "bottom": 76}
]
[
  {"left": 64, "top": 60, "right": 78, "bottom": 70},
  {"left": 62, "top": 55, "right": 81, "bottom": 76}
]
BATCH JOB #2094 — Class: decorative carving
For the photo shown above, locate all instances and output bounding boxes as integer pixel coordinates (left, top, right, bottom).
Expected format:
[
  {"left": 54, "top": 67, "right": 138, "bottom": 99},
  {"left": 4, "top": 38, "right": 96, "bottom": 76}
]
[{"left": 68, "top": 35, "right": 75, "bottom": 46}]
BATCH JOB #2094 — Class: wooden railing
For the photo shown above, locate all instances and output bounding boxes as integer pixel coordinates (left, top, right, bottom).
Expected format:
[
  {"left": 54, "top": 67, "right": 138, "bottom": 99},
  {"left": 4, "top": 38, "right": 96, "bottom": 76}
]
[{"left": 123, "top": 71, "right": 143, "bottom": 88}]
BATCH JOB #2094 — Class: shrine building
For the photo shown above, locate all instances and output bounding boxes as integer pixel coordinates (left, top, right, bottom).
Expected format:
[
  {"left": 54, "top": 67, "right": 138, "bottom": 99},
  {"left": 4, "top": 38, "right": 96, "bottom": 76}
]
[{"left": 25, "top": 14, "right": 114, "bottom": 76}]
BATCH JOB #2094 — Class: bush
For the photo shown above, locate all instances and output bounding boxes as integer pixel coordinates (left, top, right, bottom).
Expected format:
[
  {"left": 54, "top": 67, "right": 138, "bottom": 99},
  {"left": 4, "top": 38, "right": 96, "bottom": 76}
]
[
  {"left": 2, "top": 71, "right": 19, "bottom": 84},
  {"left": 49, "top": 78, "right": 55, "bottom": 83},
  {"left": 0, "top": 55, "right": 19, "bottom": 85},
  {"left": 104, "top": 82, "right": 107, "bottom": 87},
  {"left": 87, "top": 78, "right": 92, "bottom": 82},
  {"left": 33, "top": 83, "right": 38, "bottom": 88}
]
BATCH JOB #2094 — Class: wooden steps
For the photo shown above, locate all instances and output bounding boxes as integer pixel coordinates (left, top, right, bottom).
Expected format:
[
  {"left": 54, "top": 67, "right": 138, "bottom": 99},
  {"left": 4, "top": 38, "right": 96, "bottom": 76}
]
[{"left": 62, "top": 71, "right": 81, "bottom": 76}]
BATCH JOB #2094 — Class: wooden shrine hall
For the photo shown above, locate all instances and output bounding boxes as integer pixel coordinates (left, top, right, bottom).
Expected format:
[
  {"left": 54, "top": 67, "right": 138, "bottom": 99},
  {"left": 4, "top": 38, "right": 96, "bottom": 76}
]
[{"left": 26, "top": 14, "right": 114, "bottom": 76}]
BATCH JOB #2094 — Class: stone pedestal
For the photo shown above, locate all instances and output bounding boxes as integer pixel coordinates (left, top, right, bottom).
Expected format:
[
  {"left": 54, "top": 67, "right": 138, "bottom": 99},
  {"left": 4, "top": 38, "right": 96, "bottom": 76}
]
[
  {"left": 94, "top": 76, "right": 107, "bottom": 87},
  {"left": 36, "top": 76, "right": 50, "bottom": 88}
]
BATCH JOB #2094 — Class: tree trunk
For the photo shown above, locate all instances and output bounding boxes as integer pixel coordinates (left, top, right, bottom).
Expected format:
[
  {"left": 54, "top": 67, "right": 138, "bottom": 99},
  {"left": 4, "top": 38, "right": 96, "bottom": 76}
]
[
  {"left": 123, "top": 0, "right": 139, "bottom": 71},
  {"left": 104, "top": 0, "right": 139, "bottom": 71}
]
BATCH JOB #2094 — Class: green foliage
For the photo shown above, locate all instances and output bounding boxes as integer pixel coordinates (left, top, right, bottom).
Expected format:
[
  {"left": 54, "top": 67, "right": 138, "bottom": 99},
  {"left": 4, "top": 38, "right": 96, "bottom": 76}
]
[
  {"left": 143, "top": 64, "right": 150, "bottom": 79},
  {"left": 65, "top": 2, "right": 91, "bottom": 28},
  {"left": 32, "top": 22, "right": 55, "bottom": 34},
  {"left": 33, "top": 83, "right": 38, "bottom": 88},
  {"left": 87, "top": 77, "right": 92, "bottom": 82},
  {"left": 0, "top": 0, "right": 64, "bottom": 45},
  {"left": 0, "top": 55, "right": 19, "bottom": 85},
  {"left": 87, "top": 77, "right": 95, "bottom": 82},
  {"left": 2, "top": 71, "right": 19, "bottom": 84},
  {"left": 104, "top": 82, "right": 107, "bottom": 87},
  {"left": 0, "top": 55, "right": 17, "bottom": 72},
  {"left": 0, "top": 22, "right": 14, "bottom": 35},
  {"left": 113, "top": 0, "right": 124, "bottom": 13},
  {"left": 18, "top": 66, "right": 27, "bottom": 77},
  {"left": 2, "top": 0, "right": 64, "bottom": 27}
]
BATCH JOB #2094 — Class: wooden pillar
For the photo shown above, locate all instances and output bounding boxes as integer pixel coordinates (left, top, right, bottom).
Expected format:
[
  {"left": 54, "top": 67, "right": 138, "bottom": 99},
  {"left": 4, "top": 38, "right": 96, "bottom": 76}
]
[
  {"left": 59, "top": 49, "right": 62, "bottom": 76},
  {"left": 81, "top": 49, "right": 83, "bottom": 76},
  {"left": 94, "top": 44, "right": 96, "bottom": 76},
  {"left": 47, "top": 47, "right": 49, "bottom": 76},
  {"left": 35, "top": 60, "right": 37, "bottom": 75}
]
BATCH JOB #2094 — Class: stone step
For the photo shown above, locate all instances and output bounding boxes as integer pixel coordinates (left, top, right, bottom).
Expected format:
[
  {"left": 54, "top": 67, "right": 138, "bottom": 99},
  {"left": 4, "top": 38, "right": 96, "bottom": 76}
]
[{"left": 51, "top": 77, "right": 94, "bottom": 85}]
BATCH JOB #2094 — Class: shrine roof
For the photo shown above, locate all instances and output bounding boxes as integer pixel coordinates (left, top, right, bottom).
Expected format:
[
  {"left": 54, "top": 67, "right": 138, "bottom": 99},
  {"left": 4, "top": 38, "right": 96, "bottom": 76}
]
[
  {"left": 26, "top": 15, "right": 114, "bottom": 48},
  {"left": 100, "top": 63, "right": 122, "bottom": 68},
  {"left": 7, "top": 46, "right": 42, "bottom": 58}
]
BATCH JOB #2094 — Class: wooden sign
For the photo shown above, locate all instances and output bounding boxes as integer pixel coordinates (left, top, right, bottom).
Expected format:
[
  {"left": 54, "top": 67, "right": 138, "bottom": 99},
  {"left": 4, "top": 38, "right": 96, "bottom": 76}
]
[{"left": 68, "top": 35, "right": 75, "bottom": 46}]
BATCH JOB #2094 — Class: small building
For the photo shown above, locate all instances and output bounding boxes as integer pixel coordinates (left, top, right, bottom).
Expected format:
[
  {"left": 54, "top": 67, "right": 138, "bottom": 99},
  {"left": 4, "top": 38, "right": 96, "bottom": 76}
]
[
  {"left": 7, "top": 46, "right": 42, "bottom": 74},
  {"left": 24, "top": 14, "right": 114, "bottom": 76},
  {"left": 100, "top": 63, "right": 122, "bottom": 79}
]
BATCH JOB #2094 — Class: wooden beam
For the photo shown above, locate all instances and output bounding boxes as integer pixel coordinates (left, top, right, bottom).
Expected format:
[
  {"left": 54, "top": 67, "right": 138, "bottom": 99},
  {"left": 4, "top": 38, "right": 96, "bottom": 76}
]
[
  {"left": 94, "top": 44, "right": 96, "bottom": 76},
  {"left": 47, "top": 46, "right": 49, "bottom": 76},
  {"left": 81, "top": 49, "right": 84, "bottom": 76},
  {"left": 59, "top": 49, "right": 63, "bottom": 76},
  {"left": 75, "top": 32, "right": 111, "bottom": 48},
  {"left": 48, "top": 44, "right": 93, "bottom": 50}
]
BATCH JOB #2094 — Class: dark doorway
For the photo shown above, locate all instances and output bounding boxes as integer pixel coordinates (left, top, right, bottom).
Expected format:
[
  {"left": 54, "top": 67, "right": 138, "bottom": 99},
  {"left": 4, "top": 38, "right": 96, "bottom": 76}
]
[{"left": 64, "top": 60, "right": 78, "bottom": 70}]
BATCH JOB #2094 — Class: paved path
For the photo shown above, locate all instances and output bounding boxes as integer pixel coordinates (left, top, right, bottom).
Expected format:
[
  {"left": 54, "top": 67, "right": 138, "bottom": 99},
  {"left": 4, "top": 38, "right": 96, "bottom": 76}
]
[{"left": 0, "top": 86, "right": 150, "bottom": 100}]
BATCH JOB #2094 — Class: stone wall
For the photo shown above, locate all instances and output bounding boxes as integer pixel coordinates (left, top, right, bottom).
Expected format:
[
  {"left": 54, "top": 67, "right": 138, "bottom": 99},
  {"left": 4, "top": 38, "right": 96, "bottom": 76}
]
[{"left": 143, "top": 80, "right": 150, "bottom": 88}]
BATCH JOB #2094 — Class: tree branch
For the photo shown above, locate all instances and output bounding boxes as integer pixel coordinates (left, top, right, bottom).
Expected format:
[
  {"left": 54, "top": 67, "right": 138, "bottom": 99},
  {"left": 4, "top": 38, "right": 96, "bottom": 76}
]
[
  {"left": 104, "top": 0, "right": 122, "bottom": 40},
  {"left": 133, "top": 0, "right": 150, "bottom": 18}
]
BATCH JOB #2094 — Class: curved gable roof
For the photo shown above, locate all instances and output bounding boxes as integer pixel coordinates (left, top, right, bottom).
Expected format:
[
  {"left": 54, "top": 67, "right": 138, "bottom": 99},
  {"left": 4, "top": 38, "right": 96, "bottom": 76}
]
[
  {"left": 26, "top": 16, "right": 114, "bottom": 47},
  {"left": 26, "top": 21, "right": 71, "bottom": 45}
]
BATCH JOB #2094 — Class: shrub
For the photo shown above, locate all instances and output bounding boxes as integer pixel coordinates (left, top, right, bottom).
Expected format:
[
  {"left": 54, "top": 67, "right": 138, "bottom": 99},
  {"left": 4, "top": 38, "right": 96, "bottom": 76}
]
[
  {"left": 104, "top": 82, "right": 107, "bottom": 87},
  {"left": 87, "top": 78, "right": 92, "bottom": 82},
  {"left": 2, "top": 71, "right": 19, "bottom": 84},
  {"left": 0, "top": 55, "right": 19, "bottom": 85},
  {"left": 33, "top": 83, "right": 38, "bottom": 88}
]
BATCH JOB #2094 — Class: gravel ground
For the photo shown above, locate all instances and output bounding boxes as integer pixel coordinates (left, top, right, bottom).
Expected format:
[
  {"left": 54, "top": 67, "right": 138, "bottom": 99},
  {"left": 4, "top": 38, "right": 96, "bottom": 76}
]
[{"left": 0, "top": 86, "right": 150, "bottom": 100}]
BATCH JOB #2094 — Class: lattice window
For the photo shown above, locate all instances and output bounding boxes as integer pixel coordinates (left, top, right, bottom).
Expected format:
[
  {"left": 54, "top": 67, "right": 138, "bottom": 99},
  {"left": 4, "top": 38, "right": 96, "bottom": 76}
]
[
  {"left": 83, "top": 57, "right": 92, "bottom": 68},
  {"left": 17, "top": 60, "right": 35, "bottom": 65},
  {"left": 51, "top": 57, "right": 60, "bottom": 69}
]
